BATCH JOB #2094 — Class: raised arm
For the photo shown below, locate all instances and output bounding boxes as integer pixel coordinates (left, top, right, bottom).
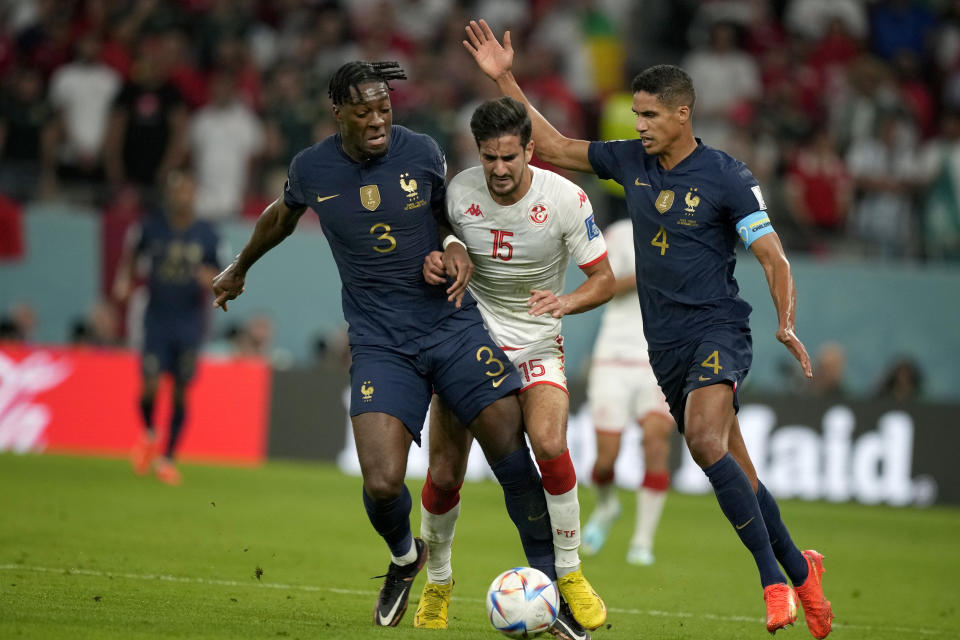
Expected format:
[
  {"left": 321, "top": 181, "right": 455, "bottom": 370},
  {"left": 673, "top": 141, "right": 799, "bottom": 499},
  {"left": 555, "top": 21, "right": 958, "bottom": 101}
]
[
  {"left": 463, "top": 19, "right": 593, "bottom": 174},
  {"left": 211, "top": 196, "right": 305, "bottom": 311},
  {"left": 749, "top": 232, "right": 813, "bottom": 379}
]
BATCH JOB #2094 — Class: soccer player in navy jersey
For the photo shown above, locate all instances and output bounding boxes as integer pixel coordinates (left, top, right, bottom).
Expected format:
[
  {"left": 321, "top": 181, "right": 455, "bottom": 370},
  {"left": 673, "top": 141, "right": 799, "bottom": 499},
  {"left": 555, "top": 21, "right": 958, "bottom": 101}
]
[
  {"left": 113, "top": 171, "right": 221, "bottom": 486},
  {"left": 462, "top": 20, "right": 834, "bottom": 638},
  {"left": 211, "top": 61, "right": 566, "bottom": 633}
]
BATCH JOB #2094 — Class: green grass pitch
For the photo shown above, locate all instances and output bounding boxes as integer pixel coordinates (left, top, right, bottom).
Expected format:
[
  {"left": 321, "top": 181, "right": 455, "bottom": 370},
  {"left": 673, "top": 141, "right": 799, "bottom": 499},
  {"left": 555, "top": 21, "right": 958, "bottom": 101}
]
[{"left": 1, "top": 453, "right": 958, "bottom": 639}]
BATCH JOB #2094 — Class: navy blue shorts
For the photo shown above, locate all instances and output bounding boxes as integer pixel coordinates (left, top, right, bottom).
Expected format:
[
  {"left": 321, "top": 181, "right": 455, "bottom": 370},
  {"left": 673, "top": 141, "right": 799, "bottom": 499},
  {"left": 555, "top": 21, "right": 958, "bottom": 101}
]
[
  {"left": 648, "top": 324, "right": 752, "bottom": 432},
  {"left": 142, "top": 321, "right": 201, "bottom": 383},
  {"left": 348, "top": 310, "right": 521, "bottom": 444}
]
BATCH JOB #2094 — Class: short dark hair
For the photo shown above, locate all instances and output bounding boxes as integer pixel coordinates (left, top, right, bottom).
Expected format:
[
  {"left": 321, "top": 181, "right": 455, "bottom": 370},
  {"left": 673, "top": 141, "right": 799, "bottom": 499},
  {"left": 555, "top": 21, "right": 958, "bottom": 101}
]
[
  {"left": 328, "top": 61, "right": 407, "bottom": 106},
  {"left": 631, "top": 65, "right": 696, "bottom": 110},
  {"left": 469, "top": 97, "right": 532, "bottom": 147}
]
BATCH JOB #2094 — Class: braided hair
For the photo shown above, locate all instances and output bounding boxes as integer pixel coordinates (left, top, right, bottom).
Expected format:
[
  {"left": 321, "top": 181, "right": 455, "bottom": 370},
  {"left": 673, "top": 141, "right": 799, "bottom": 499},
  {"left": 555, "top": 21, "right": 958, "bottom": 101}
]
[{"left": 328, "top": 61, "right": 407, "bottom": 105}]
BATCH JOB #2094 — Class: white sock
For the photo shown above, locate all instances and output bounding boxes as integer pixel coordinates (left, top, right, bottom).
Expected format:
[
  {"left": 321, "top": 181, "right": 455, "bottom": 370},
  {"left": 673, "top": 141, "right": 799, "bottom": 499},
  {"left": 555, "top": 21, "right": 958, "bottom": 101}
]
[
  {"left": 593, "top": 483, "right": 620, "bottom": 522},
  {"left": 391, "top": 537, "right": 417, "bottom": 566},
  {"left": 545, "top": 484, "right": 581, "bottom": 576},
  {"left": 630, "top": 487, "right": 667, "bottom": 551},
  {"left": 420, "top": 501, "right": 459, "bottom": 584}
]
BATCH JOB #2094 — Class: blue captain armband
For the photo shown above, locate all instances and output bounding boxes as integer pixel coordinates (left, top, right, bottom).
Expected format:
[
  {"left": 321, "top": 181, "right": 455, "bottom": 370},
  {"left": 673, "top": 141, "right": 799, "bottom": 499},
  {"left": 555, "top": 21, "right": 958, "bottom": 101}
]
[{"left": 736, "top": 210, "right": 775, "bottom": 248}]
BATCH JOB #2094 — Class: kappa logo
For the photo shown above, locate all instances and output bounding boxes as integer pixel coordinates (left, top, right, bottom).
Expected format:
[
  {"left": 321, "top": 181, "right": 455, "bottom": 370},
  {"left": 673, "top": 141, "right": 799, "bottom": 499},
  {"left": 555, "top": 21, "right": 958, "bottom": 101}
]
[
  {"left": 465, "top": 203, "right": 483, "bottom": 217},
  {"left": 577, "top": 189, "right": 587, "bottom": 208}
]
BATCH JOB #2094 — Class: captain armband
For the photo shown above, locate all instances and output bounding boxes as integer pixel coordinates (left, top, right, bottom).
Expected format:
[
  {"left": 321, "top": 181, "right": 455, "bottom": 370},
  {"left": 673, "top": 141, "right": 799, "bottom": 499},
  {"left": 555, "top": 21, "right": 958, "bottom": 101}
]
[
  {"left": 736, "top": 211, "right": 775, "bottom": 249},
  {"left": 442, "top": 235, "right": 466, "bottom": 251}
]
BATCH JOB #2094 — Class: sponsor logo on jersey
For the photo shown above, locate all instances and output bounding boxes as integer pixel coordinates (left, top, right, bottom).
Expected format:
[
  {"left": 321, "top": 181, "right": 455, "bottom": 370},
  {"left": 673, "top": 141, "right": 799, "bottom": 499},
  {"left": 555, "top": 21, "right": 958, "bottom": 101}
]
[
  {"left": 585, "top": 214, "right": 601, "bottom": 240},
  {"left": 465, "top": 203, "right": 483, "bottom": 217},
  {"left": 655, "top": 189, "right": 674, "bottom": 213},
  {"left": 577, "top": 189, "right": 588, "bottom": 208},
  {"left": 751, "top": 185, "right": 767, "bottom": 210},
  {"left": 528, "top": 203, "right": 549, "bottom": 226},
  {"left": 360, "top": 185, "right": 380, "bottom": 211}
]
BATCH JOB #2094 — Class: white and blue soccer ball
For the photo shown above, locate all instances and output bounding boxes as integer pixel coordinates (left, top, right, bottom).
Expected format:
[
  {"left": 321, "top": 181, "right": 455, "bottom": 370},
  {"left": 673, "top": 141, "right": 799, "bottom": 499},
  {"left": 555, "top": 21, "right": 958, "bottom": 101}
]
[{"left": 486, "top": 567, "right": 559, "bottom": 638}]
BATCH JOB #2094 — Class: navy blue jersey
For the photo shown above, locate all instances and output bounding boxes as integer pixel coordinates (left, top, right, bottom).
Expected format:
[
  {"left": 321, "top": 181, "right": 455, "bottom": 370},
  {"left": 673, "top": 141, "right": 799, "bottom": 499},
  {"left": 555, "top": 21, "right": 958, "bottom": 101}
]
[
  {"left": 588, "top": 139, "right": 765, "bottom": 349},
  {"left": 284, "top": 125, "right": 474, "bottom": 348},
  {"left": 135, "top": 215, "right": 221, "bottom": 322}
]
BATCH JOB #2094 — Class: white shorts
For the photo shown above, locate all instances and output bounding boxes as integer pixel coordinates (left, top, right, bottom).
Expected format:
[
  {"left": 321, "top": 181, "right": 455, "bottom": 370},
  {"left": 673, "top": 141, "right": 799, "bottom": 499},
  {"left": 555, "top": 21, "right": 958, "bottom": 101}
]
[
  {"left": 587, "top": 361, "right": 671, "bottom": 432},
  {"left": 502, "top": 335, "right": 567, "bottom": 393}
]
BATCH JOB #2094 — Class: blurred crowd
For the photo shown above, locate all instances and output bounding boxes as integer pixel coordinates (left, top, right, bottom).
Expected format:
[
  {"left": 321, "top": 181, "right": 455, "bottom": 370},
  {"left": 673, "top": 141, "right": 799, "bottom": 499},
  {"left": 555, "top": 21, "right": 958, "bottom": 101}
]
[{"left": 0, "top": 0, "right": 958, "bottom": 262}]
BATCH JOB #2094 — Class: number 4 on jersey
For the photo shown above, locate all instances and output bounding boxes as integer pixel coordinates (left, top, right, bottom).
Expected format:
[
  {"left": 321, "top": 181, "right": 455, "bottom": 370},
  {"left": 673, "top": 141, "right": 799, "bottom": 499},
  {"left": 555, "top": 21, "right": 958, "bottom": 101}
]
[{"left": 651, "top": 226, "right": 669, "bottom": 255}]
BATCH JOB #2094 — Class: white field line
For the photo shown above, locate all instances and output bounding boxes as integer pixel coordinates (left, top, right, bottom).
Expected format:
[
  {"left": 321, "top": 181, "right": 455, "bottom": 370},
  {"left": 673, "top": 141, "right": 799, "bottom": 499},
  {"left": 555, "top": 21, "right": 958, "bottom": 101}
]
[{"left": 0, "top": 564, "right": 947, "bottom": 637}]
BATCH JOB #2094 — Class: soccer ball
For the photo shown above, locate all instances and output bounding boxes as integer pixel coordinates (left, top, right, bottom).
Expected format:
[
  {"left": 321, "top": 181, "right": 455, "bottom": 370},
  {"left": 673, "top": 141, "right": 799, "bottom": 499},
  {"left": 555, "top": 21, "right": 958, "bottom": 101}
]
[{"left": 486, "top": 567, "right": 559, "bottom": 638}]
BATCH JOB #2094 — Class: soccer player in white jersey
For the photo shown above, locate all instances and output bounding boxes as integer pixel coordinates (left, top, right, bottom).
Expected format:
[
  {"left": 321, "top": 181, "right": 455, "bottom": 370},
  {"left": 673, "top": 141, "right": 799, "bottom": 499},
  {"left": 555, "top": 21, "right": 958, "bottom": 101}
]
[
  {"left": 581, "top": 218, "right": 675, "bottom": 566},
  {"left": 417, "top": 96, "right": 615, "bottom": 638}
]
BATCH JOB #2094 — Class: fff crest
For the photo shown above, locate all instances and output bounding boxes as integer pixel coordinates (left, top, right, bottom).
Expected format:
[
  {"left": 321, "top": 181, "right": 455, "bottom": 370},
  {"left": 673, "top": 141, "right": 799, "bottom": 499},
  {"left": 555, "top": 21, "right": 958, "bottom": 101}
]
[{"left": 360, "top": 185, "right": 380, "bottom": 211}]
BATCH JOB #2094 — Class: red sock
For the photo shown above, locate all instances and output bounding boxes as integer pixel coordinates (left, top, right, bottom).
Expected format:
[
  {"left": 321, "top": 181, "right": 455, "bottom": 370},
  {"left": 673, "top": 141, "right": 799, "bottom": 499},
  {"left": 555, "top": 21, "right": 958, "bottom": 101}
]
[
  {"left": 591, "top": 466, "right": 614, "bottom": 487},
  {"left": 642, "top": 471, "right": 670, "bottom": 492},
  {"left": 421, "top": 470, "right": 462, "bottom": 515},
  {"left": 536, "top": 450, "right": 577, "bottom": 495}
]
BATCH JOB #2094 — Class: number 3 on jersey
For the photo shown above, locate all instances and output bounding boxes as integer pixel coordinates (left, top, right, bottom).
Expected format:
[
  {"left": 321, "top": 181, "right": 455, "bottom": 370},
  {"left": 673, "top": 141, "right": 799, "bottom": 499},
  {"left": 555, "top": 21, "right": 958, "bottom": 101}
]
[
  {"left": 651, "top": 226, "right": 669, "bottom": 255},
  {"left": 370, "top": 222, "right": 397, "bottom": 253}
]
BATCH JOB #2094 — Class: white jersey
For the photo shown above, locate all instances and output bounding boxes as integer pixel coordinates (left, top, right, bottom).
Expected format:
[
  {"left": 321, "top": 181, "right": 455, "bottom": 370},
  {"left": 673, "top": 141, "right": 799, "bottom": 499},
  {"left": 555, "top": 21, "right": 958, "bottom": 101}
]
[
  {"left": 592, "top": 218, "right": 650, "bottom": 363},
  {"left": 446, "top": 165, "right": 607, "bottom": 348}
]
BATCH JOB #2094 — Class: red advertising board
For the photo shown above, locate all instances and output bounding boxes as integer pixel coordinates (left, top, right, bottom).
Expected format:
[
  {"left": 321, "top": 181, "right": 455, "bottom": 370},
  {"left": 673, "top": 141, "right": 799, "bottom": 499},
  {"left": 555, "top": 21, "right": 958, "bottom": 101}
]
[{"left": 0, "top": 344, "right": 270, "bottom": 464}]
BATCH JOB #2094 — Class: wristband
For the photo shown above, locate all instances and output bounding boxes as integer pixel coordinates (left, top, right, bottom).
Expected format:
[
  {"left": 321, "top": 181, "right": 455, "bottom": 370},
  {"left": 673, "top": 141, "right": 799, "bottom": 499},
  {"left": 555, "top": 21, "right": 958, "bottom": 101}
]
[{"left": 442, "top": 235, "right": 466, "bottom": 251}]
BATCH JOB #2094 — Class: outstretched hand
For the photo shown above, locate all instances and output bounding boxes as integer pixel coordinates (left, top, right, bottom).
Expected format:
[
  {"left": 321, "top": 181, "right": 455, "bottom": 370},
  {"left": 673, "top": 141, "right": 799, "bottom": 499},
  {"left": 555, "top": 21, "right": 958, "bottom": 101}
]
[
  {"left": 463, "top": 19, "right": 514, "bottom": 81},
  {"left": 777, "top": 326, "right": 813, "bottom": 379},
  {"left": 212, "top": 263, "right": 245, "bottom": 312}
]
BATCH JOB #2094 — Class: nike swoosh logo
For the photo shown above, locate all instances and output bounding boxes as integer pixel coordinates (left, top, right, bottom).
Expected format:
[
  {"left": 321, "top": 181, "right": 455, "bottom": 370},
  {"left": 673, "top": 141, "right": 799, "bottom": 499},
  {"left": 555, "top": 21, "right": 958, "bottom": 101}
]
[
  {"left": 699, "top": 375, "right": 711, "bottom": 381},
  {"left": 376, "top": 581, "right": 411, "bottom": 625},
  {"left": 492, "top": 373, "right": 511, "bottom": 388},
  {"left": 735, "top": 516, "right": 755, "bottom": 530},
  {"left": 635, "top": 179, "right": 651, "bottom": 187},
  {"left": 317, "top": 194, "right": 340, "bottom": 202},
  {"left": 527, "top": 510, "right": 547, "bottom": 522}
]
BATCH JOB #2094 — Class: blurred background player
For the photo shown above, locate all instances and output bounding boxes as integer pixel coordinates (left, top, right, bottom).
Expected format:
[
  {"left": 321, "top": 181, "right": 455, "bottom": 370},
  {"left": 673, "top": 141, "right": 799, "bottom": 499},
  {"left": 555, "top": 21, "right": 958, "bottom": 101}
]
[
  {"left": 113, "top": 171, "right": 221, "bottom": 485},
  {"left": 419, "top": 96, "right": 613, "bottom": 636},
  {"left": 212, "top": 61, "right": 563, "bottom": 630},
  {"left": 582, "top": 217, "right": 675, "bottom": 567}
]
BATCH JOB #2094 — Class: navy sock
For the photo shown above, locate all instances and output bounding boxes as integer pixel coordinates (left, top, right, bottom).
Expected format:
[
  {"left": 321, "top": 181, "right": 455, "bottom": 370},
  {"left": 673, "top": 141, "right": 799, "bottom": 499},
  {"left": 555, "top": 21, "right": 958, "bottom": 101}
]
[
  {"left": 491, "top": 446, "right": 556, "bottom": 580},
  {"left": 165, "top": 399, "right": 186, "bottom": 459},
  {"left": 139, "top": 395, "right": 155, "bottom": 433},
  {"left": 756, "top": 482, "right": 809, "bottom": 585},
  {"left": 362, "top": 484, "right": 413, "bottom": 560},
  {"left": 704, "top": 453, "right": 785, "bottom": 587}
]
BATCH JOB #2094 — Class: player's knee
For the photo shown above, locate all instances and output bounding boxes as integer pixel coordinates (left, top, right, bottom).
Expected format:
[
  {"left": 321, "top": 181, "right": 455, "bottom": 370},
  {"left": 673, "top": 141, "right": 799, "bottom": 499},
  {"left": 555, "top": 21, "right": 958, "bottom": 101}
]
[
  {"left": 428, "top": 464, "right": 461, "bottom": 490},
  {"left": 363, "top": 470, "right": 406, "bottom": 502},
  {"left": 683, "top": 425, "right": 725, "bottom": 468},
  {"left": 530, "top": 434, "right": 564, "bottom": 461}
]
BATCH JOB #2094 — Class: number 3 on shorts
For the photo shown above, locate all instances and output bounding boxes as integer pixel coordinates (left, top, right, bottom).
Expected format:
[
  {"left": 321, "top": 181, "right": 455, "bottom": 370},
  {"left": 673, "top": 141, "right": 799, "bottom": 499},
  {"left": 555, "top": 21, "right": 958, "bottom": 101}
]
[{"left": 476, "top": 345, "right": 506, "bottom": 378}]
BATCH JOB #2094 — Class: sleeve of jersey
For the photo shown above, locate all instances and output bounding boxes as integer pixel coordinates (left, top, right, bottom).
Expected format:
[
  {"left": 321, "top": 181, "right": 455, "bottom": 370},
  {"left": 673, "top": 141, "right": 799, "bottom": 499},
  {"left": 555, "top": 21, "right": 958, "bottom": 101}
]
[
  {"left": 562, "top": 186, "right": 607, "bottom": 269},
  {"left": 587, "top": 140, "right": 622, "bottom": 183},
  {"left": 282, "top": 151, "right": 307, "bottom": 209},
  {"left": 427, "top": 136, "right": 447, "bottom": 211}
]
